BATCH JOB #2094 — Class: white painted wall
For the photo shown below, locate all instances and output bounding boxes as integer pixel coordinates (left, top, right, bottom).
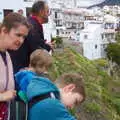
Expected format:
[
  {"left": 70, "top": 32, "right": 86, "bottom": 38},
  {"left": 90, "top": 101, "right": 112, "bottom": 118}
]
[
  {"left": 0, "top": 0, "right": 26, "bottom": 22},
  {"left": 79, "top": 22, "right": 104, "bottom": 60}
]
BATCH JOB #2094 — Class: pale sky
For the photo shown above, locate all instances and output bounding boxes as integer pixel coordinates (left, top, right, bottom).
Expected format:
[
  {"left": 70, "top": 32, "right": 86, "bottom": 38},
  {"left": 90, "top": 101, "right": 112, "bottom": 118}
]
[{"left": 77, "top": 0, "right": 106, "bottom": 7}]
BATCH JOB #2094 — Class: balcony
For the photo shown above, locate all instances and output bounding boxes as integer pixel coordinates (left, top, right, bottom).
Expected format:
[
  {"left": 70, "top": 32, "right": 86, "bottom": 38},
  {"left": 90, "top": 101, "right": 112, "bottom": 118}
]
[{"left": 104, "top": 29, "right": 116, "bottom": 33}]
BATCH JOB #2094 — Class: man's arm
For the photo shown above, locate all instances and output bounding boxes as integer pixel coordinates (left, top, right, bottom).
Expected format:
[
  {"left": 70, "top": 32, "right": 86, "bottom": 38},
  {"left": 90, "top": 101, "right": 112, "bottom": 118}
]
[{"left": 26, "top": 30, "right": 51, "bottom": 53}]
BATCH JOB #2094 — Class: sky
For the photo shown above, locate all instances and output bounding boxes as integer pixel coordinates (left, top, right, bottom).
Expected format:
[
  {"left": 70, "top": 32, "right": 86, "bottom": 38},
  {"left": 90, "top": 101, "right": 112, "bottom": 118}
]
[{"left": 77, "top": 0, "right": 106, "bottom": 7}]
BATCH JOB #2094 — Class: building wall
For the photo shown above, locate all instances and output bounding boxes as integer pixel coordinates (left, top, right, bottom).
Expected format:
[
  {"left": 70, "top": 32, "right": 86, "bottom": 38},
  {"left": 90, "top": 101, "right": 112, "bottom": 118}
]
[
  {"left": 79, "top": 23, "right": 103, "bottom": 60},
  {"left": 0, "top": 0, "right": 26, "bottom": 22},
  {"left": 0, "top": 0, "right": 36, "bottom": 22}
]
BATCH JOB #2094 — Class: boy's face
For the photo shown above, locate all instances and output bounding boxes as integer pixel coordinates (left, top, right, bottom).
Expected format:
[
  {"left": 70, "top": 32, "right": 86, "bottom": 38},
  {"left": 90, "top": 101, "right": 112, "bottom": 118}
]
[{"left": 60, "top": 84, "right": 83, "bottom": 109}]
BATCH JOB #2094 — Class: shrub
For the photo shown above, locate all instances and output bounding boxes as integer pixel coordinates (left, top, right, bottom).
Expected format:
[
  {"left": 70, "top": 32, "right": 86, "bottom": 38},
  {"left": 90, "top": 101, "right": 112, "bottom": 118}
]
[
  {"left": 52, "top": 36, "right": 63, "bottom": 48},
  {"left": 84, "top": 102, "right": 101, "bottom": 113},
  {"left": 105, "top": 43, "right": 120, "bottom": 66}
]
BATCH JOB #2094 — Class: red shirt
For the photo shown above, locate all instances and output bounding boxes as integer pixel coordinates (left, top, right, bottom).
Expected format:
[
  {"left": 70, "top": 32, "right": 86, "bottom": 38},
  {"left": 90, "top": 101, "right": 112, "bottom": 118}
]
[
  {"left": 0, "top": 102, "right": 8, "bottom": 120},
  {"left": 31, "top": 15, "right": 43, "bottom": 33}
]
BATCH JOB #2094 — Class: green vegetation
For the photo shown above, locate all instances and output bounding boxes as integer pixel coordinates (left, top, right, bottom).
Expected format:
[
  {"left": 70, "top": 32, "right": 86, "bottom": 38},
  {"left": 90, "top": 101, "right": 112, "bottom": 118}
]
[
  {"left": 49, "top": 47, "right": 120, "bottom": 120},
  {"left": 105, "top": 32, "right": 120, "bottom": 66},
  {"left": 115, "top": 32, "right": 120, "bottom": 43},
  {"left": 94, "top": 59, "right": 108, "bottom": 68},
  {"left": 105, "top": 43, "right": 120, "bottom": 66},
  {"left": 52, "top": 36, "right": 63, "bottom": 48}
]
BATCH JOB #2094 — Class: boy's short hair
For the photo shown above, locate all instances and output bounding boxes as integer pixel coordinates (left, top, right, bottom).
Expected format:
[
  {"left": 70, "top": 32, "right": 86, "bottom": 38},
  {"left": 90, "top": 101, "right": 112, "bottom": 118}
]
[
  {"left": 56, "top": 73, "right": 86, "bottom": 103},
  {"left": 30, "top": 49, "right": 53, "bottom": 73}
]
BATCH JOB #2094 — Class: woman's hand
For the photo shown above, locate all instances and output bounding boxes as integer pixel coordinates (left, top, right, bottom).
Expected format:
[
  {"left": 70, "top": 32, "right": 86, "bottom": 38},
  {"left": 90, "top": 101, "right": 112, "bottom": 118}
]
[{"left": 0, "top": 90, "right": 16, "bottom": 102}]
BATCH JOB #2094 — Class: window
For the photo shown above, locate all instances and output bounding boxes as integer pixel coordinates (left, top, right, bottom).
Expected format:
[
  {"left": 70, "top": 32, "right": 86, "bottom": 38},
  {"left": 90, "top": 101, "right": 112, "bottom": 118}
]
[
  {"left": 26, "top": 7, "right": 32, "bottom": 17},
  {"left": 56, "top": 29, "right": 59, "bottom": 35},
  {"left": 55, "top": 12, "right": 57, "bottom": 18},
  {"left": 95, "top": 45, "right": 97, "bottom": 49},
  {"left": 3, "top": 9, "right": 13, "bottom": 17},
  {"left": 101, "top": 34, "right": 104, "bottom": 39},
  {"left": 84, "top": 34, "right": 88, "bottom": 39}
]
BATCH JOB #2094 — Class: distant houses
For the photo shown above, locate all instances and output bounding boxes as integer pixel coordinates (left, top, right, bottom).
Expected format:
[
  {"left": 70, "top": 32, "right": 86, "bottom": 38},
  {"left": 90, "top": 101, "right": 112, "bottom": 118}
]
[{"left": 74, "top": 20, "right": 117, "bottom": 60}]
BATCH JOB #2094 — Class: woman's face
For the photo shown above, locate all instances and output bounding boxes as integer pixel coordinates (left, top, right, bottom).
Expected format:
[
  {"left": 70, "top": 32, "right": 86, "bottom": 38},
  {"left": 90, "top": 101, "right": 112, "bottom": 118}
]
[{"left": 4, "top": 25, "right": 29, "bottom": 50}]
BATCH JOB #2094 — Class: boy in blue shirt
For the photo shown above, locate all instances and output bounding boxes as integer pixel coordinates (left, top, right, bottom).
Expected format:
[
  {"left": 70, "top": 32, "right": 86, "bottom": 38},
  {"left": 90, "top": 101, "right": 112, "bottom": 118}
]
[{"left": 15, "top": 49, "right": 85, "bottom": 120}]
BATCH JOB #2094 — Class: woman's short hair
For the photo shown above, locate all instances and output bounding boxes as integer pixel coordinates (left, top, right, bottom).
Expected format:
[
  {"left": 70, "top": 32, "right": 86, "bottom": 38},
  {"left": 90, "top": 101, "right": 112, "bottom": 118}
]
[{"left": 0, "top": 12, "right": 31, "bottom": 32}]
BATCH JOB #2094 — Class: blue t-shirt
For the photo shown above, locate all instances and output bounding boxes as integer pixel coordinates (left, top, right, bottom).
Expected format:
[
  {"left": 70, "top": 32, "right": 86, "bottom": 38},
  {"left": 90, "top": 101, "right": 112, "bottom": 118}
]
[{"left": 15, "top": 70, "right": 36, "bottom": 93}]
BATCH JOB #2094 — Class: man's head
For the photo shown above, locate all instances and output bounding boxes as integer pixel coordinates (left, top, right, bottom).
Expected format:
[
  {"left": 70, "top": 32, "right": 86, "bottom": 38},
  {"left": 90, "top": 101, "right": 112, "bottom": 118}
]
[
  {"left": 55, "top": 73, "right": 85, "bottom": 108},
  {"left": 30, "top": 49, "right": 53, "bottom": 74},
  {"left": 31, "top": 1, "right": 50, "bottom": 23}
]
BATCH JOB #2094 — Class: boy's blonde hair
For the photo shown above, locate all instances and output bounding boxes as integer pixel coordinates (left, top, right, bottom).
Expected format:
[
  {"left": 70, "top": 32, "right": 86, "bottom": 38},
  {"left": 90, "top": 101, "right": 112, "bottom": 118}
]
[
  {"left": 56, "top": 73, "right": 86, "bottom": 103},
  {"left": 30, "top": 49, "right": 53, "bottom": 74}
]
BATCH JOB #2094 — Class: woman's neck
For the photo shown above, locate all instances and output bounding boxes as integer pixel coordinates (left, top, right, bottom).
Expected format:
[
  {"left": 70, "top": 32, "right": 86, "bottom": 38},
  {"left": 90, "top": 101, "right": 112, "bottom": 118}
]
[
  {"left": 0, "top": 45, "right": 6, "bottom": 52},
  {"left": 0, "top": 34, "right": 6, "bottom": 52}
]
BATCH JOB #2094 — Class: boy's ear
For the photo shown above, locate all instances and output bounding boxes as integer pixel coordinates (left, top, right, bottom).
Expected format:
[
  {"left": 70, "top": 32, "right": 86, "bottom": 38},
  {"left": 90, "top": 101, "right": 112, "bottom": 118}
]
[{"left": 63, "top": 84, "right": 75, "bottom": 93}]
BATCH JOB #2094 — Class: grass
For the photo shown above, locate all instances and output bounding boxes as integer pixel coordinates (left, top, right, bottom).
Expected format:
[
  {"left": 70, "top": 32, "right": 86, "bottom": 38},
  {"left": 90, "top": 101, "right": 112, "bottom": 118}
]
[{"left": 49, "top": 47, "right": 120, "bottom": 120}]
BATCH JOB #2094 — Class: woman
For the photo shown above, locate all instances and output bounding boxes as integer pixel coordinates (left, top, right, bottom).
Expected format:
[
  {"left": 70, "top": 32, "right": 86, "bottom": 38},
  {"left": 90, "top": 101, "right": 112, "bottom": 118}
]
[{"left": 0, "top": 12, "right": 30, "bottom": 120}]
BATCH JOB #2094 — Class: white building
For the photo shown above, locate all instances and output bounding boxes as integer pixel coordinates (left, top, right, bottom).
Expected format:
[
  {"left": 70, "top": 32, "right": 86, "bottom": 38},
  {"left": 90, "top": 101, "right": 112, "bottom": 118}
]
[{"left": 77, "top": 21, "right": 104, "bottom": 60}]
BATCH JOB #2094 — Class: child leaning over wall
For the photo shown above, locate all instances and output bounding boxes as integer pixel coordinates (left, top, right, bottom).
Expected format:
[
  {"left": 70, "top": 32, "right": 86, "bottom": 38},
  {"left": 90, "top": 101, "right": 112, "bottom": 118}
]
[{"left": 15, "top": 49, "right": 86, "bottom": 120}]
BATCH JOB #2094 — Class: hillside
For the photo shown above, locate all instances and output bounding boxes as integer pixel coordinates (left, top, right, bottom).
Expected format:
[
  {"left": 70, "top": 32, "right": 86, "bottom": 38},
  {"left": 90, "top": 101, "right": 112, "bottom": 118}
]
[
  {"left": 89, "top": 0, "right": 120, "bottom": 8},
  {"left": 49, "top": 47, "right": 120, "bottom": 120}
]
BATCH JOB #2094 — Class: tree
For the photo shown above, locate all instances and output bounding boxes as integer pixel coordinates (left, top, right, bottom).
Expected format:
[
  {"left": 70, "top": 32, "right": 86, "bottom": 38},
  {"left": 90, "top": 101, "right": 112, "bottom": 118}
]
[
  {"left": 105, "top": 43, "right": 120, "bottom": 66},
  {"left": 115, "top": 32, "right": 120, "bottom": 43}
]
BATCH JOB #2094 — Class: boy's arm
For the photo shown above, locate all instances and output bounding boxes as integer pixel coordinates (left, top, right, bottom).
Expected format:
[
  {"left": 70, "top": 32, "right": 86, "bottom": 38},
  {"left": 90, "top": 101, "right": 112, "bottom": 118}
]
[{"left": 18, "top": 91, "right": 28, "bottom": 103}]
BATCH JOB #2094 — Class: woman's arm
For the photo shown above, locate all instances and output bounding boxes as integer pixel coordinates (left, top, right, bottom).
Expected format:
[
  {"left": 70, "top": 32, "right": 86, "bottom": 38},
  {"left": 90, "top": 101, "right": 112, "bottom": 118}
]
[{"left": 0, "top": 90, "right": 16, "bottom": 102}]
